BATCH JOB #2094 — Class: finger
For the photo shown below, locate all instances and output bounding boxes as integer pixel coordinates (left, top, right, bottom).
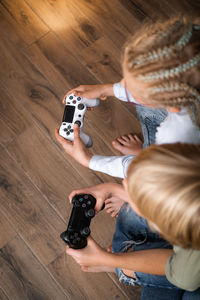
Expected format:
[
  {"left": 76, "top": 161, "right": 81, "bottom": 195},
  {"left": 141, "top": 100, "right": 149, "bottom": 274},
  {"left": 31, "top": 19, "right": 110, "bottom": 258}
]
[
  {"left": 54, "top": 128, "right": 72, "bottom": 148},
  {"left": 116, "top": 137, "right": 125, "bottom": 144},
  {"left": 100, "top": 96, "right": 107, "bottom": 100},
  {"left": 69, "top": 188, "right": 90, "bottom": 202},
  {"left": 73, "top": 124, "right": 81, "bottom": 139},
  {"left": 54, "top": 128, "right": 66, "bottom": 144},
  {"left": 62, "top": 95, "right": 66, "bottom": 104},
  {"left": 87, "top": 107, "right": 94, "bottom": 111}
]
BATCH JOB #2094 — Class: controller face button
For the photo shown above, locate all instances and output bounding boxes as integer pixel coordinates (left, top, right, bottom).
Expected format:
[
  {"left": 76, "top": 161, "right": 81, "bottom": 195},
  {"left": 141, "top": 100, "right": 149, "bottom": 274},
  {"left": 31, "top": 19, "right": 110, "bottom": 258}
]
[
  {"left": 79, "top": 197, "right": 84, "bottom": 202},
  {"left": 72, "top": 100, "right": 76, "bottom": 104},
  {"left": 78, "top": 103, "right": 84, "bottom": 110},
  {"left": 82, "top": 203, "right": 86, "bottom": 208},
  {"left": 77, "top": 97, "right": 81, "bottom": 101},
  {"left": 75, "top": 120, "right": 81, "bottom": 127},
  {"left": 87, "top": 200, "right": 91, "bottom": 205},
  {"left": 69, "top": 96, "right": 73, "bottom": 100},
  {"left": 84, "top": 195, "right": 88, "bottom": 199}
]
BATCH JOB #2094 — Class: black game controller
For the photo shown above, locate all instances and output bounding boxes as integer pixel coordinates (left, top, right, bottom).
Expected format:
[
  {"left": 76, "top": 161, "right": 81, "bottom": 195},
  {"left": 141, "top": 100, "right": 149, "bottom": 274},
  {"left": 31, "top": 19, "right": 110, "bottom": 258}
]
[{"left": 60, "top": 194, "right": 100, "bottom": 249}]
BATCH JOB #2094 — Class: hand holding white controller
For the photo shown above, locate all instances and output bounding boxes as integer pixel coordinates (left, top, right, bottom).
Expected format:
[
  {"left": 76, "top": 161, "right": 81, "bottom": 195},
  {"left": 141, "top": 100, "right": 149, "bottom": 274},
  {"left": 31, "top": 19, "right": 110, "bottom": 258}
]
[{"left": 59, "top": 93, "right": 100, "bottom": 147}]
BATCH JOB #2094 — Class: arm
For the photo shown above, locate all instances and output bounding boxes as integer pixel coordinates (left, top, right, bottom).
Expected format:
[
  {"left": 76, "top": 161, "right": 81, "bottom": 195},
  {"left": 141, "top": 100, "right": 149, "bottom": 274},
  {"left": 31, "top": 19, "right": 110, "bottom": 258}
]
[
  {"left": 55, "top": 123, "right": 135, "bottom": 178},
  {"left": 67, "top": 237, "right": 173, "bottom": 276},
  {"left": 63, "top": 84, "right": 115, "bottom": 103},
  {"left": 89, "top": 154, "right": 135, "bottom": 178}
]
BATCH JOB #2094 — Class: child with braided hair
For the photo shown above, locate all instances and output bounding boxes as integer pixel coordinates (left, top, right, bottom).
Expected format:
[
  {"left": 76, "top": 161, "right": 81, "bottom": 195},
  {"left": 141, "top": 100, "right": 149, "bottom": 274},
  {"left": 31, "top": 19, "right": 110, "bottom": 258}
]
[{"left": 55, "top": 16, "right": 200, "bottom": 216}]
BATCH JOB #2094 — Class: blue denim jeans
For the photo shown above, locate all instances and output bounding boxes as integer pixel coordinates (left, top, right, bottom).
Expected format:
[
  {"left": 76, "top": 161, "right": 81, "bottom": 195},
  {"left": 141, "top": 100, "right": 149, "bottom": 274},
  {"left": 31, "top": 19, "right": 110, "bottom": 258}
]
[
  {"left": 112, "top": 203, "right": 180, "bottom": 290},
  {"left": 136, "top": 105, "right": 168, "bottom": 148}
]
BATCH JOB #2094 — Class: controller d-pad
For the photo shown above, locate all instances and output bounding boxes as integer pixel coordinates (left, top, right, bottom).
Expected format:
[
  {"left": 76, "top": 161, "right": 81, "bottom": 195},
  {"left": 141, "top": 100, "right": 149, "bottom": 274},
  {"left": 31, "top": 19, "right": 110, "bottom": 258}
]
[
  {"left": 70, "top": 129, "right": 73, "bottom": 133},
  {"left": 64, "top": 128, "right": 68, "bottom": 132},
  {"left": 78, "top": 103, "right": 84, "bottom": 110}
]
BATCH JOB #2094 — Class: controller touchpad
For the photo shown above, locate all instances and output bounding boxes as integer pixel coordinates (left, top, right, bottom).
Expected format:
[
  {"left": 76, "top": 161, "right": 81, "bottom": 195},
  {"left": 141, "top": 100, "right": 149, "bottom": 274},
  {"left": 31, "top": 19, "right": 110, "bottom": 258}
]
[{"left": 62, "top": 105, "right": 75, "bottom": 123}]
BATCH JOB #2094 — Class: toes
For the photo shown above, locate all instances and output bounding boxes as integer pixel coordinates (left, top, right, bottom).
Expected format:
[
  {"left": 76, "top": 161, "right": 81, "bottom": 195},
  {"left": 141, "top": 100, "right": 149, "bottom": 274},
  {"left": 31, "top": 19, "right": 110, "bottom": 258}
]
[
  {"left": 121, "top": 135, "right": 129, "bottom": 142},
  {"left": 112, "top": 140, "right": 125, "bottom": 152},
  {"left": 134, "top": 135, "right": 142, "bottom": 143},
  {"left": 128, "top": 134, "right": 135, "bottom": 141}
]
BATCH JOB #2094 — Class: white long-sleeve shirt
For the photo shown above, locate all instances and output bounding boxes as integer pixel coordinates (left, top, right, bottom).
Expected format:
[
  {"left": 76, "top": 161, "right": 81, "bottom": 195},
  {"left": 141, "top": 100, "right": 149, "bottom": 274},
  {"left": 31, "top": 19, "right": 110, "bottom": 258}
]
[{"left": 89, "top": 83, "right": 200, "bottom": 178}]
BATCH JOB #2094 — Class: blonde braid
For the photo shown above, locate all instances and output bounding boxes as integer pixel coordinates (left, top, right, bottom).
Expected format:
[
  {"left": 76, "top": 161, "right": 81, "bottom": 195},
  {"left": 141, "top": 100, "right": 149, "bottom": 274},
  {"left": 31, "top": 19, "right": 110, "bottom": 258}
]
[{"left": 124, "top": 17, "right": 200, "bottom": 127}]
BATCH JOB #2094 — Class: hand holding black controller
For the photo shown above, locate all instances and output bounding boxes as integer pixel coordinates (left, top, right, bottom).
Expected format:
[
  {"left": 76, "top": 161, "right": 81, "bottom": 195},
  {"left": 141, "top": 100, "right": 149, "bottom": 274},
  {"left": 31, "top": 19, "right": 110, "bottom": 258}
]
[{"left": 60, "top": 194, "right": 104, "bottom": 249}]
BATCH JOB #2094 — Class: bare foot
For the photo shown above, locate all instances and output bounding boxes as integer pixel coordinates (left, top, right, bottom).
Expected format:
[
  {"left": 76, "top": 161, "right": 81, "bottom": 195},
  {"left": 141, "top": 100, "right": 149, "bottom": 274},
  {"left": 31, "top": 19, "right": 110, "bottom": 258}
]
[
  {"left": 81, "top": 265, "right": 115, "bottom": 273},
  {"left": 105, "top": 197, "right": 125, "bottom": 218},
  {"left": 112, "top": 134, "right": 143, "bottom": 155}
]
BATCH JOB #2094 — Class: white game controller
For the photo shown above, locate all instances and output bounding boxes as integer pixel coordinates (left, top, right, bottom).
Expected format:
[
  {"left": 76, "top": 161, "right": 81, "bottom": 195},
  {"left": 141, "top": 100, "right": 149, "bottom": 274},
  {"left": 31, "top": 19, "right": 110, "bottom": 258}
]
[{"left": 59, "top": 93, "right": 100, "bottom": 147}]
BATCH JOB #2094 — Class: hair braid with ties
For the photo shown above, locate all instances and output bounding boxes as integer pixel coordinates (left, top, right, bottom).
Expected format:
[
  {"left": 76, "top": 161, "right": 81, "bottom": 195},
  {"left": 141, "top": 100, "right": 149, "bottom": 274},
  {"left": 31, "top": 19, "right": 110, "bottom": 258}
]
[{"left": 124, "top": 16, "right": 200, "bottom": 127}]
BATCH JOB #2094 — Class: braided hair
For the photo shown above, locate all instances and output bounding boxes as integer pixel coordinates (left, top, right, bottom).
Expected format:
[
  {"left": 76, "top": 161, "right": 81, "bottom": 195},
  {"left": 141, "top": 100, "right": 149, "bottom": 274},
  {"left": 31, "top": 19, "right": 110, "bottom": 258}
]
[{"left": 124, "top": 17, "right": 200, "bottom": 127}]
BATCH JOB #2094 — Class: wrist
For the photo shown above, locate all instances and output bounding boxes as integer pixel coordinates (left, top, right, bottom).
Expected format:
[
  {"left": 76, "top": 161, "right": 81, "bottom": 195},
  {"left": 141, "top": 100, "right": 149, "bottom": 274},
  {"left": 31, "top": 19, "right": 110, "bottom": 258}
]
[
  {"left": 102, "top": 84, "right": 114, "bottom": 97},
  {"left": 82, "top": 152, "right": 93, "bottom": 168}
]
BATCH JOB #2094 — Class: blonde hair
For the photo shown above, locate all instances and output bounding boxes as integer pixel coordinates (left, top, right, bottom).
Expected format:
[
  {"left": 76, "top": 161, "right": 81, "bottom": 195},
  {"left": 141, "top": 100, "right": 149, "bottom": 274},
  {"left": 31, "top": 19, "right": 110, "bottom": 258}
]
[
  {"left": 124, "top": 16, "right": 200, "bottom": 126},
  {"left": 127, "top": 143, "right": 200, "bottom": 250}
]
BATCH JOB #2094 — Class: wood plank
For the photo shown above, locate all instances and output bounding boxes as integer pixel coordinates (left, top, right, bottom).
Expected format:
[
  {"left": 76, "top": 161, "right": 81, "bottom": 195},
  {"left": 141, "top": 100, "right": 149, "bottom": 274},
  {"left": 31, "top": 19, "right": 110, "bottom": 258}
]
[
  {"left": 5, "top": 123, "right": 118, "bottom": 213},
  {"left": 79, "top": 36, "right": 121, "bottom": 83},
  {"left": 23, "top": 31, "right": 98, "bottom": 92},
  {"left": 0, "top": 288, "right": 9, "bottom": 300},
  {"left": 1, "top": 31, "right": 141, "bottom": 160},
  {"left": 69, "top": 0, "right": 140, "bottom": 48},
  {"left": 0, "top": 84, "right": 31, "bottom": 146},
  {"left": 0, "top": 235, "right": 68, "bottom": 300},
  {"left": 0, "top": 0, "right": 49, "bottom": 49},
  {"left": 48, "top": 252, "right": 131, "bottom": 300},
  {"left": 0, "top": 146, "right": 66, "bottom": 265},
  {"left": 0, "top": 211, "right": 16, "bottom": 249},
  {"left": 25, "top": 0, "right": 101, "bottom": 54}
]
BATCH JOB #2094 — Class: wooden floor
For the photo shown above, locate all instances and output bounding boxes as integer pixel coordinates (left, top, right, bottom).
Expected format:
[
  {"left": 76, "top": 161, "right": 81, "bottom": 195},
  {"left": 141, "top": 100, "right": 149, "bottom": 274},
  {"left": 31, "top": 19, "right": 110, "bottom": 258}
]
[{"left": 0, "top": 1, "right": 199, "bottom": 299}]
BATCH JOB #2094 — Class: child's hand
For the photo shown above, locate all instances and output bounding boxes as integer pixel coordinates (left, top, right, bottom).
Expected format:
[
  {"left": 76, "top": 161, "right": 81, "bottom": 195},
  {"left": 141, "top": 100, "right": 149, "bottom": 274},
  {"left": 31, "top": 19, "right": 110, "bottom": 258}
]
[
  {"left": 62, "top": 84, "right": 114, "bottom": 104},
  {"left": 54, "top": 124, "right": 92, "bottom": 167},
  {"left": 66, "top": 236, "right": 109, "bottom": 267},
  {"left": 69, "top": 183, "right": 119, "bottom": 212}
]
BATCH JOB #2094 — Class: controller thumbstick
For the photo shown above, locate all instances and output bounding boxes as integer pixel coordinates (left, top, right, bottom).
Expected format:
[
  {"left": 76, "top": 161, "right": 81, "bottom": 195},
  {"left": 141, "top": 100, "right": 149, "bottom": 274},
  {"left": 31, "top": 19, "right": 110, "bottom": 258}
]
[
  {"left": 78, "top": 103, "right": 84, "bottom": 110},
  {"left": 86, "top": 208, "right": 95, "bottom": 218},
  {"left": 75, "top": 120, "right": 81, "bottom": 127},
  {"left": 81, "top": 227, "right": 90, "bottom": 237}
]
